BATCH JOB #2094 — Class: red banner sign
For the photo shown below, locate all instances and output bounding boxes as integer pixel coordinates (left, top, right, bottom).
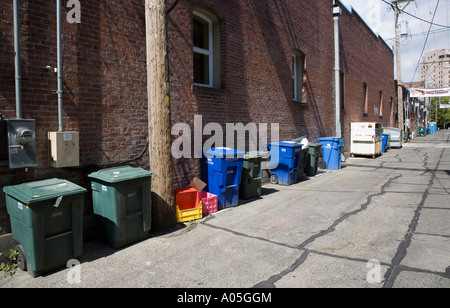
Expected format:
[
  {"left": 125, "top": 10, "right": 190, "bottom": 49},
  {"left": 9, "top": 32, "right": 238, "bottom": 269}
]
[{"left": 410, "top": 87, "right": 450, "bottom": 98}]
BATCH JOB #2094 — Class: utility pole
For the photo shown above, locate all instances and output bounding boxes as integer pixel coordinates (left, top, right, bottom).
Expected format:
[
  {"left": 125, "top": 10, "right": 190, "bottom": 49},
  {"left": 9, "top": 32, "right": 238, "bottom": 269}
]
[
  {"left": 392, "top": 0, "right": 413, "bottom": 138},
  {"left": 436, "top": 97, "right": 439, "bottom": 126},
  {"left": 145, "top": 0, "right": 176, "bottom": 229}
]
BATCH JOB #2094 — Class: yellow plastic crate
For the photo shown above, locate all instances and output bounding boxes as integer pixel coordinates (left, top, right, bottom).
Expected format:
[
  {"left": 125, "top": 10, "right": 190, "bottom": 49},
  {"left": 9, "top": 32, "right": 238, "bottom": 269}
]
[{"left": 176, "top": 201, "right": 203, "bottom": 223}]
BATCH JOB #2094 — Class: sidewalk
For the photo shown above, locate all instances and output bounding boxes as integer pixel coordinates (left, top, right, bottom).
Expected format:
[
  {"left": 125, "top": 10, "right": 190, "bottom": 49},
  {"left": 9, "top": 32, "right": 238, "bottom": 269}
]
[{"left": 1, "top": 131, "right": 450, "bottom": 288}]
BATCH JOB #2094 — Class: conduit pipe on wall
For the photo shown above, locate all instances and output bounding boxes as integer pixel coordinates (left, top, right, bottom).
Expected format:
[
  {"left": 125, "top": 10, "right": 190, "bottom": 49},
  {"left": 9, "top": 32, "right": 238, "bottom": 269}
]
[
  {"left": 333, "top": 3, "right": 342, "bottom": 138},
  {"left": 56, "top": 0, "right": 64, "bottom": 131},
  {"left": 13, "top": 0, "right": 22, "bottom": 119}
]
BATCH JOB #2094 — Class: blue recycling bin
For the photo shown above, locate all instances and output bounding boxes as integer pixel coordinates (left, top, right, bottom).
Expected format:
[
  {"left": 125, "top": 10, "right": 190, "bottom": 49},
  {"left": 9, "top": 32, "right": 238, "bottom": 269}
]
[
  {"left": 430, "top": 122, "right": 437, "bottom": 134},
  {"left": 204, "top": 148, "right": 244, "bottom": 210},
  {"left": 267, "top": 141, "right": 303, "bottom": 185},
  {"left": 382, "top": 133, "right": 389, "bottom": 152},
  {"left": 317, "top": 137, "right": 344, "bottom": 170}
]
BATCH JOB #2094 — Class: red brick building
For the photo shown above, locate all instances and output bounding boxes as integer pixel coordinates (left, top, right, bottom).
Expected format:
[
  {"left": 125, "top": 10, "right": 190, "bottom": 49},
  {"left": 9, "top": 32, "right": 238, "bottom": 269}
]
[
  {"left": 338, "top": 6, "right": 397, "bottom": 144},
  {"left": 0, "top": 0, "right": 396, "bottom": 233}
]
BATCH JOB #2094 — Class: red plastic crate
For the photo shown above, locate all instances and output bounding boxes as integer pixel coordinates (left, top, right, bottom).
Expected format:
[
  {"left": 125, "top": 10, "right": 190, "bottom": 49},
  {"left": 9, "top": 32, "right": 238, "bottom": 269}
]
[
  {"left": 174, "top": 187, "right": 202, "bottom": 223},
  {"left": 199, "top": 191, "right": 218, "bottom": 215},
  {"left": 175, "top": 187, "right": 199, "bottom": 210}
]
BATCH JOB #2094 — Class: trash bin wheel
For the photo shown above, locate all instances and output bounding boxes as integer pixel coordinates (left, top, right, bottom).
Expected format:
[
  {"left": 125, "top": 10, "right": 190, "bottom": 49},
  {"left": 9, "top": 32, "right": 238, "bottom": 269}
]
[
  {"left": 318, "top": 159, "right": 326, "bottom": 169},
  {"left": 15, "top": 244, "right": 27, "bottom": 272},
  {"left": 269, "top": 174, "right": 278, "bottom": 185}
]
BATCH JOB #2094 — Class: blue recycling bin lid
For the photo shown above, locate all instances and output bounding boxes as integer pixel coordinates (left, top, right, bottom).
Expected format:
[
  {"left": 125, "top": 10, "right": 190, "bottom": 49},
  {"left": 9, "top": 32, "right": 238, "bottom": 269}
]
[
  {"left": 317, "top": 137, "right": 344, "bottom": 148},
  {"left": 206, "top": 147, "right": 245, "bottom": 158},
  {"left": 267, "top": 142, "right": 302, "bottom": 159}
]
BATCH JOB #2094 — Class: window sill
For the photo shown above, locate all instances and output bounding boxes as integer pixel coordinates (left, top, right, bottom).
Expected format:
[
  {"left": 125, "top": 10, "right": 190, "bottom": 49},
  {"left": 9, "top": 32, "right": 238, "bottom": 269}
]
[
  {"left": 193, "top": 84, "right": 227, "bottom": 97},
  {"left": 293, "top": 100, "right": 308, "bottom": 107},
  {"left": 193, "top": 83, "right": 214, "bottom": 89}
]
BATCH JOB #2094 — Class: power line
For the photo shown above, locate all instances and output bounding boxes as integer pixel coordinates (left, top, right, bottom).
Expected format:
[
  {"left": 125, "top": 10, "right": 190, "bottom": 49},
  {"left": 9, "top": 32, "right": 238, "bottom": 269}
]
[
  {"left": 411, "top": 0, "right": 440, "bottom": 82},
  {"left": 401, "top": 6, "right": 450, "bottom": 29},
  {"left": 410, "top": 28, "right": 448, "bottom": 37},
  {"left": 384, "top": 28, "right": 449, "bottom": 41},
  {"left": 381, "top": 0, "right": 450, "bottom": 29}
]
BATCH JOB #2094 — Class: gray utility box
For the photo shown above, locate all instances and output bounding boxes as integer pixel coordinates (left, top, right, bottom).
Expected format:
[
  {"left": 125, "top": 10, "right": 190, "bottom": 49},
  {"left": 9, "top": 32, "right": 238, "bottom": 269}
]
[{"left": 7, "top": 119, "right": 37, "bottom": 169}]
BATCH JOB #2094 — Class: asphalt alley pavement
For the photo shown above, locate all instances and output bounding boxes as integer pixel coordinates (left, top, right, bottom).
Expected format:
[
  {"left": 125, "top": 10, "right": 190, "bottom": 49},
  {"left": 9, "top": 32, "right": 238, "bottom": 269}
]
[{"left": 1, "top": 130, "right": 450, "bottom": 288}]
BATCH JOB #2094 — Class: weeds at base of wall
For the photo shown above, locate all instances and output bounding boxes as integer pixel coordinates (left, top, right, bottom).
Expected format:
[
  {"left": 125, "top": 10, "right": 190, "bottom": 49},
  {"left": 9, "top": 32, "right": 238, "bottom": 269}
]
[{"left": 0, "top": 249, "right": 18, "bottom": 277}]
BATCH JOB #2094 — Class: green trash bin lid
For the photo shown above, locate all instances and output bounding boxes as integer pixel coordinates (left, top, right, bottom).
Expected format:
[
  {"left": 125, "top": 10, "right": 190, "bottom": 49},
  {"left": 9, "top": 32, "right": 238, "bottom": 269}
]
[
  {"left": 2, "top": 178, "right": 87, "bottom": 204},
  {"left": 88, "top": 166, "right": 152, "bottom": 183}
]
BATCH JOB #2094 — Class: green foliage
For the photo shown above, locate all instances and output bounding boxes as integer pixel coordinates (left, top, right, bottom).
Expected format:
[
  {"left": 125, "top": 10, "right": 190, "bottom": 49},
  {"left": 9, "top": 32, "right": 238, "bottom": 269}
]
[
  {"left": 188, "top": 220, "right": 199, "bottom": 225},
  {"left": 431, "top": 97, "right": 450, "bottom": 128},
  {"left": 0, "top": 249, "right": 19, "bottom": 277}
]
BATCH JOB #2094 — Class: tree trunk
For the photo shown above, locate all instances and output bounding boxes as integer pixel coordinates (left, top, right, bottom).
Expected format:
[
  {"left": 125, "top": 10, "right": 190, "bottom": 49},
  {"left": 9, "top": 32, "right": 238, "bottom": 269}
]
[{"left": 145, "top": 0, "right": 176, "bottom": 229}]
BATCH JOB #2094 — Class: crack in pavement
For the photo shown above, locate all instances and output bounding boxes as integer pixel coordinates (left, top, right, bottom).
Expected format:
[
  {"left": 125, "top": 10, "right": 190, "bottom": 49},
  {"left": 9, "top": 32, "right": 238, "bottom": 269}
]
[
  {"left": 250, "top": 173, "right": 403, "bottom": 288},
  {"left": 294, "top": 174, "right": 403, "bottom": 251},
  {"left": 205, "top": 171, "right": 396, "bottom": 288},
  {"left": 382, "top": 146, "right": 447, "bottom": 288},
  {"left": 202, "top": 166, "right": 449, "bottom": 287},
  {"left": 202, "top": 135, "right": 450, "bottom": 288}
]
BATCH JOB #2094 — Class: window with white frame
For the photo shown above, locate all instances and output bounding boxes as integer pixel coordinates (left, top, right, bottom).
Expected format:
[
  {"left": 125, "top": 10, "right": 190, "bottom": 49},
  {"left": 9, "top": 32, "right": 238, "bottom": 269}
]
[
  {"left": 193, "top": 12, "right": 213, "bottom": 86},
  {"left": 193, "top": 11, "right": 220, "bottom": 88}
]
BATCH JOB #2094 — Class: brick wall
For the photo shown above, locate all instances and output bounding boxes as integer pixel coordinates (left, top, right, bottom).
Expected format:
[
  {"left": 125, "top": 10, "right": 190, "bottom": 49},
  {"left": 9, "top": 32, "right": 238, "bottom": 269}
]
[
  {"left": 338, "top": 5, "right": 397, "bottom": 151},
  {"left": 0, "top": 0, "right": 396, "bottom": 233},
  {"left": 168, "top": 0, "right": 337, "bottom": 187},
  {"left": 0, "top": 0, "right": 149, "bottom": 234}
]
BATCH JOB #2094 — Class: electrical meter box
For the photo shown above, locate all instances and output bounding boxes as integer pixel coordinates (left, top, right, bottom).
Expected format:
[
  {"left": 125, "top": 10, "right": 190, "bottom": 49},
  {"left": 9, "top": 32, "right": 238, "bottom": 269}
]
[
  {"left": 7, "top": 119, "right": 37, "bottom": 169},
  {"left": 48, "top": 131, "right": 80, "bottom": 168}
]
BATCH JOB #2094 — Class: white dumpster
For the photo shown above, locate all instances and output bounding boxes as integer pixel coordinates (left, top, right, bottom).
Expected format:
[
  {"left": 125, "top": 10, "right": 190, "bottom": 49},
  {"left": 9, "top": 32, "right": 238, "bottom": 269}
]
[{"left": 350, "top": 122, "right": 383, "bottom": 158}]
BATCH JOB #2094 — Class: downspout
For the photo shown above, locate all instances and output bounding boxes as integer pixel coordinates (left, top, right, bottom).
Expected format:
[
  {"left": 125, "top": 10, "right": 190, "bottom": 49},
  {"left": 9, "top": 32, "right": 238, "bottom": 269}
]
[
  {"left": 333, "top": 4, "right": 342, "bottom": 138},
  {"left": 13, "top": 0, "right": 22, "bottom": 119},
  {"left": 56, "top": 0, "right": 63, "bottom": 132}
]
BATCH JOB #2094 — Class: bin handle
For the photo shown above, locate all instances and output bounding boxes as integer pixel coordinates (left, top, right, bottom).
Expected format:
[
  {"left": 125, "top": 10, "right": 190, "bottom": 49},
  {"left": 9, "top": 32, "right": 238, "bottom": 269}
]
[{"left": 54, "top": 196, "right": 63, "bottom": 208}]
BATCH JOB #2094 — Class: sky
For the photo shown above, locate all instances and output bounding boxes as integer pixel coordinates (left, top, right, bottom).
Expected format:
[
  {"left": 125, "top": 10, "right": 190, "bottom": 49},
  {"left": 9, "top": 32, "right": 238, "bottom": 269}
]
[{"left": 339, "top": 0, "right": 450, "bottom": 84}]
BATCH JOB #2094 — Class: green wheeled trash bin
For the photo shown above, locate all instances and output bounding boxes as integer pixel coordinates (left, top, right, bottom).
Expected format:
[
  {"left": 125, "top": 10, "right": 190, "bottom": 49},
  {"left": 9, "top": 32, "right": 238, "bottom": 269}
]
[
  {"left": 291, "top": 137, "right": 309, "bottom": 182},
  {"left": 3, "top": 178, "right": 87, "bottom": 277},
  {"left": 298, "top": 148, "right": 308, "bottom": 181},
  {"left": 305, "top": 142, "right": 322, "bottom": 176},
  {"left": 88, "top": 166, "right": 152, "bottom": 249},
  {"left": 239, "top": 151, "right": 269, "bottom": 200},
  {"left": 419, "top": 127, "right": 426, "bottom": 137}
]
